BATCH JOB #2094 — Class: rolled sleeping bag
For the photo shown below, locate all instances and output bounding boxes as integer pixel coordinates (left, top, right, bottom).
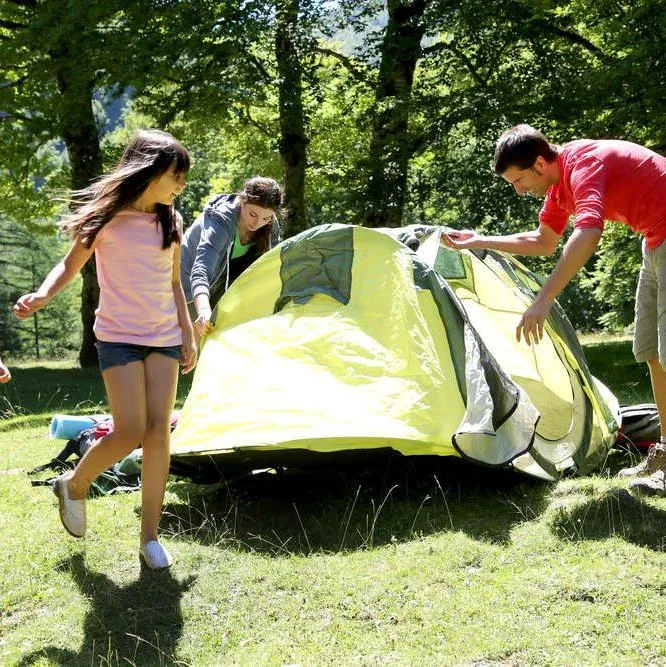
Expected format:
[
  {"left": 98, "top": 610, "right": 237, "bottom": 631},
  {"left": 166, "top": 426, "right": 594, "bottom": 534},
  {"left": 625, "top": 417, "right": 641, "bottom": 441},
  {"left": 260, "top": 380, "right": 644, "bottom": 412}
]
[{"left": 49, "top": 414, "right": 97, "bottom": 440}]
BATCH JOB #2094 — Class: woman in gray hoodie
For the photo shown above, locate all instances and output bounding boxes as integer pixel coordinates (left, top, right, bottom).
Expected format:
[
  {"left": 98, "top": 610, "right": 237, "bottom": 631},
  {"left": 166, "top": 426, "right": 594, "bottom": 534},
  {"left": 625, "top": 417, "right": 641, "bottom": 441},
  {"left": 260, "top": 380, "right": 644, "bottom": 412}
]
[{"left": 180, "top": 176, "right": 283, "bottom": 338}]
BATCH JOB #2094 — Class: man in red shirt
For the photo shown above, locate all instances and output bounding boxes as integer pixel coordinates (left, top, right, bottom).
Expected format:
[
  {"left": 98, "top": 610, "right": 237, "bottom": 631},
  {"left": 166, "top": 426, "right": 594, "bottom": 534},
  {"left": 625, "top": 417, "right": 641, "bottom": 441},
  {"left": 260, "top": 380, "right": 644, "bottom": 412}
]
[{"left": 444, "top": 124, "right": 666, "bottom": 493}]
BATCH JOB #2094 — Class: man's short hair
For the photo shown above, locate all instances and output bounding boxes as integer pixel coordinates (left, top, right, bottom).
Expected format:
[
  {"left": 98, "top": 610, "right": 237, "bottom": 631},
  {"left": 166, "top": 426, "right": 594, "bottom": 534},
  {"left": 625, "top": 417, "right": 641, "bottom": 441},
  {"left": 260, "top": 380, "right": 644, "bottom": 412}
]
[{"left": 493, "top": 124, "right": 558, "bottom": 175}]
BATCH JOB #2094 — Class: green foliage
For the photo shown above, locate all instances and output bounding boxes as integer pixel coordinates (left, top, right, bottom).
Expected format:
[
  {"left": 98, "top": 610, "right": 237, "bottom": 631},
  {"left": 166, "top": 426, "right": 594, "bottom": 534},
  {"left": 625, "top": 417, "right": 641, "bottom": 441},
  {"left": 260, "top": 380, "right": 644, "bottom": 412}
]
[
  {"left": 0, "top": 130, "right": 79, "bottom": 360},
  {"left": 582, "top": 224, "right": 643, "bottom": 331},
  {"left": 304, "top": 48, "right": 373, "bottom": 225},
  {"left": 558, "top": 0, "right": 666, "bottom": 148},
  {"left": 0, "top": 223, "right": 82, "bottom": 360},
  {"left": 118, "top": 1, "right": 278, "bottom": 128},
  {"left": 0, "top": 0, "right": 126, "bottom": 137},
  {"left": 0, "top": 130, "right": 67, "bottom": 229},
  {"left": 400, "top": 0, "right": 663, "bottom": 330},
  {"left": 1, "top": 0, "right": 665, "bottom": 343}
]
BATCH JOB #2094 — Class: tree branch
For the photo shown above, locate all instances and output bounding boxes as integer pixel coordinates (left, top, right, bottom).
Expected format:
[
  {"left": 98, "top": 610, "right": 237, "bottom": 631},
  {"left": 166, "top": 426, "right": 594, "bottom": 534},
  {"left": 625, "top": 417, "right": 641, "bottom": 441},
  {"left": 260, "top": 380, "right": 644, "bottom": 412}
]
[
  {"left": 0, "top": 75, "right": 28, "bottom": 89},
  {"left": 422, "top": 41, "right": 488, "bottom": 87},
  {"left": 1, "top": 0, "right": 37, "bottom": 7},
  {"left": 0, "top": 18, "right": 27, "bottom": 29},
  {"left": 244, "top": 53, "right": 273, "bottom": 85},
  {"left": 530, "top": 18, "right": 603, "bottom": 56},
  {"left": 0, "top": 111, "right": 31, "bottom": 122},
  {"left": 314, "top": 46, "right": 371, "bottom": 85},
  {"left": 235, "top": 104, "right": 273, "bottom": 136}
]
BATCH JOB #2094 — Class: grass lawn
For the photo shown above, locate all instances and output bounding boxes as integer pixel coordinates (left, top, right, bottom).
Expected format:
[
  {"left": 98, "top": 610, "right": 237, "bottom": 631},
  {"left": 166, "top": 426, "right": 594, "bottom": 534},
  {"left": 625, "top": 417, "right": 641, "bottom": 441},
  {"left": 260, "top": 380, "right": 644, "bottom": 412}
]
[{"left": 1, "top": 339, "right": 665, "bottom": 666}]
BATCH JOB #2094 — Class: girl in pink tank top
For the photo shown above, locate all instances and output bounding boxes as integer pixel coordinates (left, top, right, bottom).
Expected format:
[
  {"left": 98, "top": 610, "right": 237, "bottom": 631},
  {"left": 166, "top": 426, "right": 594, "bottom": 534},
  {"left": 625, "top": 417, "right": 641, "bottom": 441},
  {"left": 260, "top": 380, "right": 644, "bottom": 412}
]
[{"left": 13, "top": 129, "right": 196, "bottom": 570}]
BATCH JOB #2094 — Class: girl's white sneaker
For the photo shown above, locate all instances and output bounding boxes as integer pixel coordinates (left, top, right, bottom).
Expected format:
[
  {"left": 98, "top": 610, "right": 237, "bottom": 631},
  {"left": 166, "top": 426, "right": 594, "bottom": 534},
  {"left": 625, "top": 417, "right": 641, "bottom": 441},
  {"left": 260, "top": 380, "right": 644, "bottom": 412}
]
[
  {"left": 53, "top": 473, "right": 86, "bottom": 538},
  {"left": 140, "top": 540, "right": 173, "bottom": 569}
]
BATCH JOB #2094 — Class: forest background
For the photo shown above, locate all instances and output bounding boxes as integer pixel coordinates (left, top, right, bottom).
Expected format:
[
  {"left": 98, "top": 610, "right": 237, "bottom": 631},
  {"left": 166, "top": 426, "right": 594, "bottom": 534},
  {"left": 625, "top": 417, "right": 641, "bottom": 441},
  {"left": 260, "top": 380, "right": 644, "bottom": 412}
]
[{"left": 0, "top": 0, "right": 663, "bottom": 365}]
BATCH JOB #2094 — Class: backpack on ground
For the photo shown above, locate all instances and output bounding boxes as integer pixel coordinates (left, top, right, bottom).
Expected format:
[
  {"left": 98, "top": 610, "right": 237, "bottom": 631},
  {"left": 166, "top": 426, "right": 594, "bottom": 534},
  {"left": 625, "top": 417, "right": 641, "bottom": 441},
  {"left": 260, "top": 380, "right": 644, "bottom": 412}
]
[
  {"left": 28, "top": 420, "right": 141, "bottom": 496},
  {"left": 617, "top": 403, "right": 660, "bottom": 450}
]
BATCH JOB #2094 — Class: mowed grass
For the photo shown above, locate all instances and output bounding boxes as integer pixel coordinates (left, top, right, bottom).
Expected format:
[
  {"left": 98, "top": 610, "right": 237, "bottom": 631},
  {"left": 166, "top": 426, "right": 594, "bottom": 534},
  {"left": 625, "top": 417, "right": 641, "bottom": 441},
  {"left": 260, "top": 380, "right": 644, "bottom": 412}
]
[{"left": 1, "top": 340, "right": 665, "bottom": 666}]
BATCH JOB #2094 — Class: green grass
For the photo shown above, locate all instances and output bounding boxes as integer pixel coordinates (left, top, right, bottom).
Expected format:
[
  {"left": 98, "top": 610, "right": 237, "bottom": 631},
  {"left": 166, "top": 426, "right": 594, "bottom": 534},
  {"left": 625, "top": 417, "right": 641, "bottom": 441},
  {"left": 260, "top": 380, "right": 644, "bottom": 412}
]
[
  {"left": 0, "top": 360, "right": 195, "bottom": 431},
  {"left": 1, "top": 338, "right": 665, "bottom": 666},
  {"left": 583, "top": 336, "right": 653, "bottom": 405}
]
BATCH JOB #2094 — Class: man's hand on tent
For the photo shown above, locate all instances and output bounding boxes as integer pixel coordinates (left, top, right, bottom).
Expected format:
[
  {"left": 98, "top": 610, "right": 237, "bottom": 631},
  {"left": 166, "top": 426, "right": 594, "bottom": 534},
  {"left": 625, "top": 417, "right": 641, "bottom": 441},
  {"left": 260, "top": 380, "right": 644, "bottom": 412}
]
[
  {"left": 441, "top": 229, "right": 482, "bottom": 250},
  {"left": 516, "top": 295, "right": 553, "bottom": 344}
]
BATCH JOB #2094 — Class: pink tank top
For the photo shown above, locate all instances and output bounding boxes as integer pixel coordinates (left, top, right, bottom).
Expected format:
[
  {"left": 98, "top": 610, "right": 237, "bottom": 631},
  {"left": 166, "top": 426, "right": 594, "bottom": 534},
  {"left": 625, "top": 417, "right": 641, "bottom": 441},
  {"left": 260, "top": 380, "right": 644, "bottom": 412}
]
[{"left": 93, "top": 209, "right": 182, "bottom": 346}]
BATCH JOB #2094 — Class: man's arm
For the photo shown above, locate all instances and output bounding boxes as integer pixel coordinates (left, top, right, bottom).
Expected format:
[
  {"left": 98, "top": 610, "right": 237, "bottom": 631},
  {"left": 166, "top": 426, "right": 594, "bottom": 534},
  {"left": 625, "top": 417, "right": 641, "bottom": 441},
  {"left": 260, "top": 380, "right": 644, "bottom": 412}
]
[
  {"left": 443, "top": 224, "right": 561, "bottom": 256},
  {"left": 516, "top": 227, "right": 602, "bottom": 343}
]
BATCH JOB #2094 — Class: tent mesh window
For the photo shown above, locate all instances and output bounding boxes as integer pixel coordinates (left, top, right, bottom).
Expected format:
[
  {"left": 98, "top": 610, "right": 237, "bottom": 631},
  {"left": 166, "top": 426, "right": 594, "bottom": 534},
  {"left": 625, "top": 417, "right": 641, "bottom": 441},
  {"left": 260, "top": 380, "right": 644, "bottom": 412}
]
[{"left": 434, "top": 247, "right": 466, "bottom": 279}]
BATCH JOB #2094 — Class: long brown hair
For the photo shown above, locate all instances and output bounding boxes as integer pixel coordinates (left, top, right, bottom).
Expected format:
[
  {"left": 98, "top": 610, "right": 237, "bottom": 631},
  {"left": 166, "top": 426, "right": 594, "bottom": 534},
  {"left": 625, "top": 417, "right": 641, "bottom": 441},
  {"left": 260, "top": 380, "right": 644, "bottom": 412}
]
[
  {"left": 238, "top": 176, "right": 283, "bottom": 255},
  {"left": 61, "top": 129, "right": 190, "bottom": 249}
]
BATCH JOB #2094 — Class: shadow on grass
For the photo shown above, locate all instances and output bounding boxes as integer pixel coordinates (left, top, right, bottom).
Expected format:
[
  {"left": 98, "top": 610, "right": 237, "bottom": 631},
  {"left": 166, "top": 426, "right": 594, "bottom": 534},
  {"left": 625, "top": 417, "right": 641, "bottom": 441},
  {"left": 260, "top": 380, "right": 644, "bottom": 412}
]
[
  {"left": 161, "top": 456, "right": 552, "bottom": 555},
  {"left": 18, "top": 553, "right": 195, "bottom": 666},
  {"left": 549, "top": 487, "right": 666, "bottom": 551}
]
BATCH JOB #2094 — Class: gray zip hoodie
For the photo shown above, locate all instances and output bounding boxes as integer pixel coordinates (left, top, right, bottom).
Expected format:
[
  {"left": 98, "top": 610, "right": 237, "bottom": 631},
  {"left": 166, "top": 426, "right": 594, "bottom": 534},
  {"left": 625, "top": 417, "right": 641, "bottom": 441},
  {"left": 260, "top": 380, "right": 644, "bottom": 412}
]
[{"left": 180, "top": 193, "right": 282, "bottom": 309}]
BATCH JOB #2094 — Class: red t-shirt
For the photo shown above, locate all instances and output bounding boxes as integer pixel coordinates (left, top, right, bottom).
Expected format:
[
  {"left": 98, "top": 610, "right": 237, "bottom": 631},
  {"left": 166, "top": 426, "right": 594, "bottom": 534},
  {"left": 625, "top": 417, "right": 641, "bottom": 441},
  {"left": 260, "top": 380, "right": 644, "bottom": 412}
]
[{"left": 539, "top": 139, "right": 666, "bottom": 249}]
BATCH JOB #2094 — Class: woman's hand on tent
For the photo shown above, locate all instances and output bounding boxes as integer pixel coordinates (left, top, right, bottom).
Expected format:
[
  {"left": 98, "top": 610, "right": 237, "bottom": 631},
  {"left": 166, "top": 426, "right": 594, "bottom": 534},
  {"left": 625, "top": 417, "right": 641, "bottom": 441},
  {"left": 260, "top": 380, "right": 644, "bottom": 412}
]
[
  {"left": 13, "top": 293, "right": 48, "bottom": 320},
  {"left": 516, "top": 296, "right": 553, "bottom": 344},
  {"left": 194, "top": 309, "right": 213, "bottom": 337},
  {"left": 441, "top": 229, "right": 482, "bottom": 250}
]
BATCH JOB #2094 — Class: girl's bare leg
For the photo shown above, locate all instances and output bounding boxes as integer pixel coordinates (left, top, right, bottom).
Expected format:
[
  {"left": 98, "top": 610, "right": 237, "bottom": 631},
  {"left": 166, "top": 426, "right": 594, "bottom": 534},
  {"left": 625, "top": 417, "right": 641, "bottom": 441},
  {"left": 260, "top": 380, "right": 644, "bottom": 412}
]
[
  {"left": 139, "top": 352, "right": 179, "bottom": 546},
  {"left": 68, "top": 361, "right": 147, "bottom": 499}
]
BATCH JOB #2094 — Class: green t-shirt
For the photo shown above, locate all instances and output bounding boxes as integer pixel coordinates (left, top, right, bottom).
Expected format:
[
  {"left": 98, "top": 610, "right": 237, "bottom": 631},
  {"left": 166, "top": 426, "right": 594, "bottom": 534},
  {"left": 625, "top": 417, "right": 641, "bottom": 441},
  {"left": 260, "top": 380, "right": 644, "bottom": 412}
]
[{"left": 231, "top": 229, "right": 252, "bottom": 259}]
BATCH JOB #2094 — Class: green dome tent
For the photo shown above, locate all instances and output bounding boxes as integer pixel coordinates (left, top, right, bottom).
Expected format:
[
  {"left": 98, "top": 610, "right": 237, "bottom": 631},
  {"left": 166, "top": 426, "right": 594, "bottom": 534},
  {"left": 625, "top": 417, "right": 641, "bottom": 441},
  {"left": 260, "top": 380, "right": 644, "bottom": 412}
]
[{"left": 170, "top": 224, "right": 620, "bottom": 481}]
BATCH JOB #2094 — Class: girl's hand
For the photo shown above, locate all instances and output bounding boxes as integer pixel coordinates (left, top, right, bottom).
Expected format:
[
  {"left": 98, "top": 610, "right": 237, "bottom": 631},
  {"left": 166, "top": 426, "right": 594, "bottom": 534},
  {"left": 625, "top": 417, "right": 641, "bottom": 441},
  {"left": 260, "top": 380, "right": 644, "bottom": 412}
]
[
  {"left": 180, "top": 332, "right": 198, "bottom": 374},
  {"left": 194, "top": 308, "right": 213, "bottom": 337},
  {"left": 0, "top": 363, "right": 11, "bottom": 383},
  {"left": 13, "top": 293, "right": 48, "bottom": 320}
]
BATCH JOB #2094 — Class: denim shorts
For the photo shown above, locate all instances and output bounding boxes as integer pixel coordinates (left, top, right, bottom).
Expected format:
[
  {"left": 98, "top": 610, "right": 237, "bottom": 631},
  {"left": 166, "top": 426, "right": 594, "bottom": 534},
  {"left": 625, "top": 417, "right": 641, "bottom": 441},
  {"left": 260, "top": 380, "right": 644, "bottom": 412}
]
[{"left": 96, "top": 341, "right": 182, "bottom": 373}]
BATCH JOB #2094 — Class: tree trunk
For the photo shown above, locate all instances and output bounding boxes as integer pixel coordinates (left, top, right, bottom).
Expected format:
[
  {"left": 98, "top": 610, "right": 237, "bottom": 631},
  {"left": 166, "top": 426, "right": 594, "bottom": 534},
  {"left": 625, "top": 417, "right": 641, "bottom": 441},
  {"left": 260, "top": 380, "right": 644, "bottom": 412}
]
[
  {"left": 365, "top": 0, "right": 429, "bottom": 228},
  {"left": 56, "top": 58, "right": 103, "bottom": 367},
  {"left": 275, "top": 0, "right": 308, "bottom": 237}
]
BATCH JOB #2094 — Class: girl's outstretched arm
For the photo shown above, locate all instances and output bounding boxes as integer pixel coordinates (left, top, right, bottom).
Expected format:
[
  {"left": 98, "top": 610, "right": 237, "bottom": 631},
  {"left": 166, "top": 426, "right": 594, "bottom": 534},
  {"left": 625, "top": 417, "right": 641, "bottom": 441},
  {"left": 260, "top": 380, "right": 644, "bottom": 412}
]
[{"left": 13, "top": 237, "right": 95, "bottom": 320}]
